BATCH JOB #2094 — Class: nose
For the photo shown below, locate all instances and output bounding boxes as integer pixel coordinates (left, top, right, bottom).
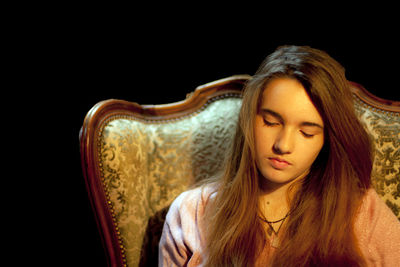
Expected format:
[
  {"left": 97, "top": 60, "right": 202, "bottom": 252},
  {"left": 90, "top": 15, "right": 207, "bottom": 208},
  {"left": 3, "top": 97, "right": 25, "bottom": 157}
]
[{"left": 273, "top": 127, "right": 294, "bottom": 155}]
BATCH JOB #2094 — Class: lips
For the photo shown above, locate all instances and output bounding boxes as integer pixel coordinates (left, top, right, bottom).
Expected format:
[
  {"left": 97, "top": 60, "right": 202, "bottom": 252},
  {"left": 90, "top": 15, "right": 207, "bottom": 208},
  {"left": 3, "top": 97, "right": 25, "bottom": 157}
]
[{"left": 268, "top": 157, "right": 291, "bottom": 169}]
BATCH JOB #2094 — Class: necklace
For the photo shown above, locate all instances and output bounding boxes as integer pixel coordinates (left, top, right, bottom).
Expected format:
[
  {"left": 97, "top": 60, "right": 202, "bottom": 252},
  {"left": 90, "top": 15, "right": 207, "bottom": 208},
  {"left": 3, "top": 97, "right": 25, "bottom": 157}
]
[
  {"left": 259, "top": 212, "right": 290, "bottom": 224},
  {"left": 259, "top": 212, "right": 290, "bottom": 236}
]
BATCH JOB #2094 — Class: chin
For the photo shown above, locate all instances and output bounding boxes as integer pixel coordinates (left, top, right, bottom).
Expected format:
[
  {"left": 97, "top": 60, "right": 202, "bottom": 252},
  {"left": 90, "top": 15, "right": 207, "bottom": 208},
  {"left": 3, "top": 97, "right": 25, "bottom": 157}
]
[
  {"left": 261, "top": 170, "right": 294, "bottom": 184},
  {"left": 260, "top": 167, "right": 305, "bottom": 186}
]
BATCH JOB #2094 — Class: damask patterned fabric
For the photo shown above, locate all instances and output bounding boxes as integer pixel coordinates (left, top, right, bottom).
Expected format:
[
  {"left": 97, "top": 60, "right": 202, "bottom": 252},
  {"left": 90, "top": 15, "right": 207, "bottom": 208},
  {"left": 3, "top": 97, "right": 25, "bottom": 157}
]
[
  {"left": 98, "top": 97, "right": 242, "bottom": 266},
  {"left": 354, "top": 97, "right": 400, "bottom": 220},
  {"left": 97, "top": 94, "right": 399, "bottom": 266}
]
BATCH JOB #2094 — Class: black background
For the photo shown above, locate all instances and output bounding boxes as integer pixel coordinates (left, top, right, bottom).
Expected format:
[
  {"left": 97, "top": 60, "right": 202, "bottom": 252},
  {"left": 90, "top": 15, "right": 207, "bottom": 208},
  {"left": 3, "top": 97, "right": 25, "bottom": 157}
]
[{"left": 20, "top": 6, "right": 399, "bottom": 266}]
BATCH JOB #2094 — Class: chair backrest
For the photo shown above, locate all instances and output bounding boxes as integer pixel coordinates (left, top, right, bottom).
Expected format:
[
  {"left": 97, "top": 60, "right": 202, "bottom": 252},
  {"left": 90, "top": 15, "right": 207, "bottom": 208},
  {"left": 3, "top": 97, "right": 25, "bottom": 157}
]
[
  {"left": 351, "top": 82, "right": 400, "bottom": 219},
  {"left": 80, "top": 75, "right": 400, "bottom": 267}
]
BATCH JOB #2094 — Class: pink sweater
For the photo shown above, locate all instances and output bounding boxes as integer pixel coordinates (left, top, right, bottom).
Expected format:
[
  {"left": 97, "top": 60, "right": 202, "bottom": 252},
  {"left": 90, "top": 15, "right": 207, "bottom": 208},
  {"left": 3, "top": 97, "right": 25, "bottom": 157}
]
[{"left": 159, "top": 186, "right": 400, "bottom": 266}]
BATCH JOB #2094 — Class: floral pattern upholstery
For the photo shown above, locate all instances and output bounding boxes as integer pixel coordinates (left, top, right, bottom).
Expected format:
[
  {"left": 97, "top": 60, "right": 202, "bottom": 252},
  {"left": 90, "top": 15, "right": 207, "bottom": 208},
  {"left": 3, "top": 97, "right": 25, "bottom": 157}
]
[
  {"left": 95, "top": 90, "right": 399, "bottom": 266},
  {"left": 354, "top": 96, "right": 400, "bottom": 219},
  {"left": 98, "top": 96, "right": 242, "bottom": 266}
]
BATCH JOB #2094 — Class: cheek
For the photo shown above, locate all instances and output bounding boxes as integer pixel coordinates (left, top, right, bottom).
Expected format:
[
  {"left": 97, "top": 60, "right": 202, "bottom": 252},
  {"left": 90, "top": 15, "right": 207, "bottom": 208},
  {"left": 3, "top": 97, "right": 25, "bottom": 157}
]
[
  {"left": 254, "top": 124, "right": 275, "bottom": 154},
  {"left": 297, "top": 140, "right": 324, "bottom": 169}
]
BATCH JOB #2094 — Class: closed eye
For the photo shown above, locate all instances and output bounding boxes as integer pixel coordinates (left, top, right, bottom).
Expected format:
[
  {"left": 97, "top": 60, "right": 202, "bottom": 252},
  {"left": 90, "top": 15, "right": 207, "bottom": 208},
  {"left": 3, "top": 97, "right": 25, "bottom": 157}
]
[
  {"left": 301, "top": 131, "right": 314, "bottom": 138},
  {"left": 263, "top": 118, "right": 280, "bottom": 126}
]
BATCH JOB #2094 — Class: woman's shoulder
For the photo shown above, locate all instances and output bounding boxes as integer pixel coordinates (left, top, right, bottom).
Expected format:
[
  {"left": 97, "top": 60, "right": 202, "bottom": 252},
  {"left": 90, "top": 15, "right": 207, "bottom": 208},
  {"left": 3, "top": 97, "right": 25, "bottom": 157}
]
[
  {"left": 166, "top": 183, "right": 217, "bottom": 220},
  {"left": 356, "top": 188, "right": 398, "bottom": 227},
  {"left": 358, "top": 188, "right": 398, "bottom": 222},
  {"left": 355, "top": 189, "right": 400, "bottom": 264},
  {"left": 159, "top": 184, "right": 217, "bottom": 265},
  {"left": 356, "top": 188, "right": 400, "bottom": 245}
]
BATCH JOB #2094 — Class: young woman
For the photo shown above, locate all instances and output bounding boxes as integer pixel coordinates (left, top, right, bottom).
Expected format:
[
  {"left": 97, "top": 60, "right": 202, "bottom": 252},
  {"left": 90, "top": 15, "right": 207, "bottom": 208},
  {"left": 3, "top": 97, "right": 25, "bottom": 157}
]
[{"left": 158, "top": 45, "right": 400, "bottom": 266}]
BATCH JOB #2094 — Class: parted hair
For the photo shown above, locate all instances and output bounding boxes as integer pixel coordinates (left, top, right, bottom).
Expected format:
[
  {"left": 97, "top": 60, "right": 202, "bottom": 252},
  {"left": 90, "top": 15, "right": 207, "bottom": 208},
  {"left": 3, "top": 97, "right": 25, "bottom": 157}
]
[{"left": 203, "top": 45, "right": 372, "bottom": 266}]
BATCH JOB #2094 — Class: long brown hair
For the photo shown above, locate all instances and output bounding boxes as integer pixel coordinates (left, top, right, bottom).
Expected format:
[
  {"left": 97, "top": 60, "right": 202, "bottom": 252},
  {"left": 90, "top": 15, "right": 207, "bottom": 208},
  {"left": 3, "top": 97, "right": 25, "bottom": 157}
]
[{"left": 203, "top": 45, "right": 372, "bottom": 266}]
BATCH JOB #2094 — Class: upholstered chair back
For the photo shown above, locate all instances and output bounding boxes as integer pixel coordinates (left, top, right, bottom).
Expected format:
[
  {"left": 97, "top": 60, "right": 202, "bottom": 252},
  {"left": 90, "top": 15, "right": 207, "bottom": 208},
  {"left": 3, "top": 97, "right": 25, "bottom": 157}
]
[
  {"left": 80, "top": 76, "right": 399, "bottom": 267},
  {"left": 351, "top": 82, "right": 400, "bottom": 219}
]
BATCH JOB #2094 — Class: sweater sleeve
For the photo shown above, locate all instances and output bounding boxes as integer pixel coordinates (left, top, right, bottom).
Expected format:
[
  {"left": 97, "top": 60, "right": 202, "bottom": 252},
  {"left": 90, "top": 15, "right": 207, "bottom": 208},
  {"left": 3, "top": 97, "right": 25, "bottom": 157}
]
[
  {"left": 356, "top": 189, "right": 400, "bottom": 266},
  {"left": 158, "top": 187, "right": 208, "bottom": 267}
]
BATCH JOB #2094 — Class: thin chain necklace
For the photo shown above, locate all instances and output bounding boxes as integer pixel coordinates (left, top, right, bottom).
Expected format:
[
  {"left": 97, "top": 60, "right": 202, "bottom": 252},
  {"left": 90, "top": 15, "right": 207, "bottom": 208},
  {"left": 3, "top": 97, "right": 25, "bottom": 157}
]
[
  {"left": 259, "top": 212, "right": 290, "bottom": 224},
  {"left": 259, "top": 212, "right": 290, "bottom": 235}
]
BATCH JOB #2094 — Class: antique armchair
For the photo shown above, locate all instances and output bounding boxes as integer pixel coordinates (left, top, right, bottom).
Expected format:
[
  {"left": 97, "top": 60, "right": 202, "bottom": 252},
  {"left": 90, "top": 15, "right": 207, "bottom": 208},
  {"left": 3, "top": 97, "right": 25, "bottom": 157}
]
[{"left": 80, "top": 75, "right": 400, "bottom": 267}]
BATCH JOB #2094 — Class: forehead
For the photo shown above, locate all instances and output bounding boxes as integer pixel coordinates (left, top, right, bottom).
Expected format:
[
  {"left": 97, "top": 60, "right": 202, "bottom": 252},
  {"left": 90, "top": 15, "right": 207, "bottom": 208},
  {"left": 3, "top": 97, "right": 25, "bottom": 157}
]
[{"left": 260, "top": 78, "right": 323, "bottom": 125}]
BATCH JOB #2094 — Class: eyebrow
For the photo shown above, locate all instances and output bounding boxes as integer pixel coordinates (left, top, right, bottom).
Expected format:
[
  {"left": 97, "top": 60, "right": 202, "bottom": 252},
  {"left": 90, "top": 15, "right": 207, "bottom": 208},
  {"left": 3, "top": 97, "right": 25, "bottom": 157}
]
[{"left": 260, "top": 108, "right": 324, "bottom": 129}]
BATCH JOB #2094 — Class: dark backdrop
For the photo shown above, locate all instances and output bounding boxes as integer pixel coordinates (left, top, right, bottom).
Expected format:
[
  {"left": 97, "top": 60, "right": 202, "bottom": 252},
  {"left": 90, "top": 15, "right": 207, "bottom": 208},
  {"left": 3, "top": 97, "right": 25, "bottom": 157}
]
[{"left": 32, "top": 11, "right": 399, "bottom": 266}]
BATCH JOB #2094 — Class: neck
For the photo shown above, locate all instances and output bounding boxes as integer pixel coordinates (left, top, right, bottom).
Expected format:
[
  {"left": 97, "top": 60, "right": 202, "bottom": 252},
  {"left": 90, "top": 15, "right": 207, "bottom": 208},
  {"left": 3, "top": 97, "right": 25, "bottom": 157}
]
[
  {"left": 258, "top": 169, "right": 308, "bottom": 205},
  {"left": 259, "top": 178, "right": 296, "bottom": 204},
  {"left": 258, "top": 180, "right": 294, "bottom": 235},
  {"left": 258, "top": 173, "right": 306, "bottom": 235},
  {"left": 258, "top": 174, "right": 304, "bottom": 222}
]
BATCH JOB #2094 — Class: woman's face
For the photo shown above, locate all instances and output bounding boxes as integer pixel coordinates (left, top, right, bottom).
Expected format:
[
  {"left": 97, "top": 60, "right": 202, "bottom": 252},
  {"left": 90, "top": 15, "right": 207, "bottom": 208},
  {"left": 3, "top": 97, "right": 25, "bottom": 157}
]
[{"left": 254, "top": 78, "right": 325, "bottom": 189}]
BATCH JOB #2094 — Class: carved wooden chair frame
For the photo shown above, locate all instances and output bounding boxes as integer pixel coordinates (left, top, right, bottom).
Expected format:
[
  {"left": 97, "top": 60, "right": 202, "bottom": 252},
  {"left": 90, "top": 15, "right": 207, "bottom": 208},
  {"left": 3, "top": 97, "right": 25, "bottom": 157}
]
[{"left": 80, "top": 75, "right": 399, "bottom": 266}]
